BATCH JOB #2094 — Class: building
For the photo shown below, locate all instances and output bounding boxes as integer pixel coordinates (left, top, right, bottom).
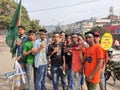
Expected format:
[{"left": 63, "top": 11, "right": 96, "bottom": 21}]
[{"left": 105, "top": 25, "right": 120, "bottom": 34}]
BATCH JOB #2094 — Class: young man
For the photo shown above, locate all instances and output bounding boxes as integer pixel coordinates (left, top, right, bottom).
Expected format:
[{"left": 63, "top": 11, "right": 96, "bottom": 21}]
[
  {"left": 93, "top": 31, "right": 108, "bottom": 90},
  {"left": 32, "top": 29, "right": 48, "bottom": 90},
  {"left": 60, "top": 31, "right": 66, "bottom": 43},
  {"left": 63, "top": 34, "right": 74, "bottom": 90},
  {"left": 84, "top": 31, "right": 104, "bottom": 90},
  {"left": 23, "top": 30, "right": 36, "bottom": 90},
  {"left": 47, "top": 32, "right": 66, "bottom": 90},
  {"left": 15, "top": 25, "right": 28, "bottom": 69},
  {"left": 72, "top": 33, "right": 85, "bottom": 90}
]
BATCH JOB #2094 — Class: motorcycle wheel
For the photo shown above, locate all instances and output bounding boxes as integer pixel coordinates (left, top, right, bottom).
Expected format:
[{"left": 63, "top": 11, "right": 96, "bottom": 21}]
[
  {"left": 114, "top": 72, "right": 120, "bottom": 80},
  {"left": 105, "top": 71, "right": 111, "bottom": 81}
]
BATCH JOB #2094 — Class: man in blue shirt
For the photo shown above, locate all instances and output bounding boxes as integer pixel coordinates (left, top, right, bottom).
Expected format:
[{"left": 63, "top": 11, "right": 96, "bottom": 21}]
[{"left": 32, "top": 29, "right": 48, "bottom": 90}]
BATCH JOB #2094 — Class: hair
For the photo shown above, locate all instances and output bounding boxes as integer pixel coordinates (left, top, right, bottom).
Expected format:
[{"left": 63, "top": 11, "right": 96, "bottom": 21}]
[
  {"left": 60, "top": 31, "right": 65, "bottom": 34},
  {"left": 39, "top": 29, "right": 47, "bottom": 33},
  {"left": 18, "top": 25, "right": 25, "bottom": 30},
  {"left": 84, "top": 31, "right": 94, "bottom": 36},
  {"left": 28, "top": 30, "right": 36, "bottom": 34}
]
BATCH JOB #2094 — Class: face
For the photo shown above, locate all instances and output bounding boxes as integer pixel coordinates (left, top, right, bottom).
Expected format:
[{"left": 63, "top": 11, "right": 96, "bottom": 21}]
[
  {"left": 18, "top": 27, "right": 25, "bottom": 35},
  {"left": 78, "top": 36, "right": 83, "bottom": 44},
  {"left": 28, "top": 33, "right": 36, "bottom": 41},
  {"left": 60, "top": 33, "right": 65, "bottom": 39},
  {"left": 66, "top": 37, "right": 71, "bottom": 42},
  {"left": 40, "top": 33, "right": 47, "bottom": 40},
  {"left": 53, "top": 34, "right": 60, "bottom": 42},
  {"left": 72, "top": 36, "right": 78, "bottom": 43},
  {"left": 85, "top": 34, "right": 94, "bottom": 45},
  {"left": 94, "top": 36, "right": 100, "bottom": 44}
]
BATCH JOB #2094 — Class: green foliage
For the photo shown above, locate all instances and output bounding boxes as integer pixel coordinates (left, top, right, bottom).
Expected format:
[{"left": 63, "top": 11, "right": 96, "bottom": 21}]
[
  {"left": 30, "top": 20, "right": 41, "bottom": 30},
  {"left": 0, "top": 0, "right": 41, "bottom": 31},
  {"left": 90, "top": 26, "right": 110, "bottom": 37},
  {"left": 65, "top": 29, "right": 72, "bottom": 34}
]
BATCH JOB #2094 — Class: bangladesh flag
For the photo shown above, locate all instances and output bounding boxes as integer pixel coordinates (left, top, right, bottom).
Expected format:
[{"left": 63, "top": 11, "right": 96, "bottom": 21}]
[{"left": 6, "top": 0, "right": 21, "bottom": 57}]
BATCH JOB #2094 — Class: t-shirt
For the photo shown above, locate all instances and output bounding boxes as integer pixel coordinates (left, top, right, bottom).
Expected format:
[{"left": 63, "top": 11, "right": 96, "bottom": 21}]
[
  {"left": 23, "top": 41, "right": 34, "bottom": 64},
  {"left": 96, "top": 44, "right": 108, "bottom": 69},
  {"left": 72, "top": 43, "right": 85, "bottom": 72},
  {"left": 47, "top": 42, "right": 64, "bottom": 67},
  {"left": 63, "top": 44, "right": 72, "bottom": 65},
  {"left": 84, "top": 44, "right": 104, "bottom": 83}
]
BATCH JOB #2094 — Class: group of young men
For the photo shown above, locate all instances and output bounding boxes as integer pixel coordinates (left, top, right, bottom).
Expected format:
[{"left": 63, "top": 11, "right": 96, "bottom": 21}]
[{"left": 14, "top": 25, "right": 107, "bottom": 90}]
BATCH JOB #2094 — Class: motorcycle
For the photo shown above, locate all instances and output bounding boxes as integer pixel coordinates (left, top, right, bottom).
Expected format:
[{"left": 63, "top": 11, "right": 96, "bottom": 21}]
[{"left": 105, "top": 48, "right": 120, "bottom": 84}]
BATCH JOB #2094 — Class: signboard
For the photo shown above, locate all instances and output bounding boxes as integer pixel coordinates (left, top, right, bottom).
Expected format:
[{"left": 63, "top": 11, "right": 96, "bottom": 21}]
[{"left": 101, "top": 33, "right": 113, "bottom": 50}]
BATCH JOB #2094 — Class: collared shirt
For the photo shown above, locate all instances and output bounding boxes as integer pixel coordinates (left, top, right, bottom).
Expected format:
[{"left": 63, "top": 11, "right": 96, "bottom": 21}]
[{"left": 33, "top": 38, "right": 48, "bottom": 68}]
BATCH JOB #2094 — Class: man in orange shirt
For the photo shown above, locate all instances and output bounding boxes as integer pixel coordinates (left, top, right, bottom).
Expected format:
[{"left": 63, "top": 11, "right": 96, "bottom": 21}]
[
  {"left": 84, "top": 31, "right": 104, "bottom": 90},
  {"left": 94, "top": 31, "right": 108, "bottom": 90}
]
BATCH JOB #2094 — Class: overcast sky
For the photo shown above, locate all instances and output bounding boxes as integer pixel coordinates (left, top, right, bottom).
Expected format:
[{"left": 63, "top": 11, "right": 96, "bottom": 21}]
[{"left": 21, "top": 0, "right": 120, "bottom": 25}]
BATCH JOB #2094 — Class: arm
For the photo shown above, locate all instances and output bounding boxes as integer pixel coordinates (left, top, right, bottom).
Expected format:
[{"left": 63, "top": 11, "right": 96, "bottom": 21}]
[
  {"left": 89, "top": 58, "right": 103, "bottom": 76},
  {"left": 87, "top": 45, "right": 104, "bottom": 81},
  {"left": 32, "top": 42, "right": 45, "bottom": 55},
  {"left": 62, "top": 56, "right": 66, "bottom": 70}
]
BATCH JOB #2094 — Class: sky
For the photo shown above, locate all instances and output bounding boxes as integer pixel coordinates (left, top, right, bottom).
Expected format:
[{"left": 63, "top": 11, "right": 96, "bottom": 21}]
[{"left": 21, "top": 0, "right": 120, "bottom": 25}]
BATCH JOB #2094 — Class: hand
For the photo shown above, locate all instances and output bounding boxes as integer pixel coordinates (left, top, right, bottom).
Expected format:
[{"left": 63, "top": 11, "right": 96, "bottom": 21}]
[
  {"left": 16, "top": 40, "right": 22, "bottom": 46},
  {"left": 63, "top": 63, "right": 66, "bottom": 70},
  {"left": 15, "top": 56, "right": 21, "bottom": 61},
  {"left": 86, "top": 75, "right": 94, "bottom": 82},
  {"left": 53, "top": 46, "right": 59, "bottom": 53},
  {"left": 40, "top": 43, "right": 45, "bottom": 49},
  {"left": 64, "top": 48, "right": 68, "bottom": 52},
  {"left": 48, "top": 59, "right": 51, "bottom": 64}
]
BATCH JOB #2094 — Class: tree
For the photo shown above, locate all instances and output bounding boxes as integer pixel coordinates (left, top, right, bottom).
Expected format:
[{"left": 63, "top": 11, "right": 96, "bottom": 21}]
[
  {"left": 0, "top": 0, "right": 41, "bottom": 31},
  {"left": 90, "top": 26, "right": 110, "bottom": 37},
  {"left": 30, "top": 20, "right": 41, "bottom": 30}
]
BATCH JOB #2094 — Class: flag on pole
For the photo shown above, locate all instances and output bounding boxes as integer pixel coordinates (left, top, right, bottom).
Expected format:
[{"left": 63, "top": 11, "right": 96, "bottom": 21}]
[{"left": 6, "top": 0, "right": 21, "bottom": 57}]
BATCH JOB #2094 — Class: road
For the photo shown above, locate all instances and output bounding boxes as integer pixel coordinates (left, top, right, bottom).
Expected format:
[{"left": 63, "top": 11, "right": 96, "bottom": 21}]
[{"left": 0, "top": 46, "right": 120, "bottom": 90}]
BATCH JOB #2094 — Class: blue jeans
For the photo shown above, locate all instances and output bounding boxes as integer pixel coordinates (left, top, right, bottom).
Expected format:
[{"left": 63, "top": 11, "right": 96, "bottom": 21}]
[
  {"left": 99, "top": 71, "right": 106, "bottom": 90},
  {"left": 51, "top": 66, "right": 66, "bottom": 90},
  {"left": 67, "top": 64, "right": 75, "bottom": 90},
  {"left": 35, "top": 64, "right": 47, "bottom": 90},
  {"left": 72, "top": 72, "right": 82, "bottom": 90},
  {"left": 81, "top": 74, "right": 85, "bottom": 85}
]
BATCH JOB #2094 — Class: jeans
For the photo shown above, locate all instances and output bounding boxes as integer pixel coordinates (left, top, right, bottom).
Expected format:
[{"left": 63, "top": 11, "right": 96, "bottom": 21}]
[
  {"left": 26, "top": 64, "right": 33, "bottom": 90},
  {"left": 99, "top": 71, "right": 106, "bottom": 90},
  {"left": 66, "top": 64, "right": 75, "bottom": 90},
  {"left": 73, "top": 72, "right": 82, "bottom": 90},
  {"left": 51, "top": 66, "right": 66, "bottom": 90},
  {"left": 81, "top": 74, "right": 85, "bottom": 85},
  {"left": 35, "top": 64, "right": 47, "bottom": 90}
]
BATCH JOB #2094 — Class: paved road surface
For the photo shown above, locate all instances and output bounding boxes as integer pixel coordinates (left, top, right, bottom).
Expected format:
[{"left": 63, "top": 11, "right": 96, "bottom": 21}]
[{"left": 0, "top": 47, "right": 120, "bottom": 90}]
